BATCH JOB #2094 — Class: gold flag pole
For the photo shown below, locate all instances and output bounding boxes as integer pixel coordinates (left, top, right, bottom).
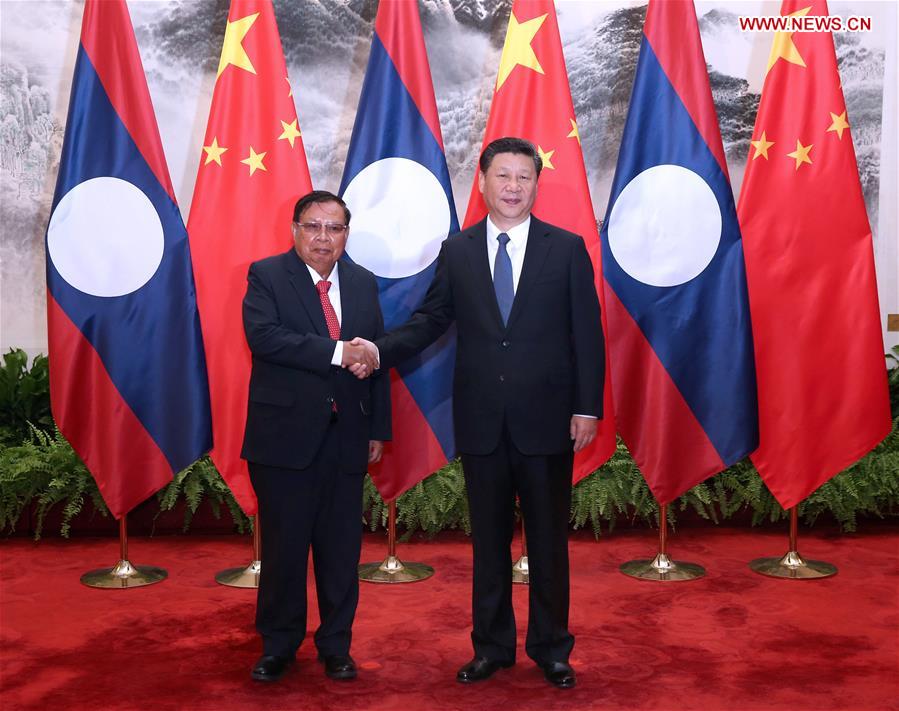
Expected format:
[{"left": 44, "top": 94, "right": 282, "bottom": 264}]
[
  {"left": 215, "top": 515, "right": 261, "bottom": 587},
  {"left": 359, "top": 499, "right": 433, "bottom": 583},
  {"left": 512, "top": 519, "right": 528, "bottom": 585},
  {"left": 81, "top": 514, "right": 167, "bottom": 588},
  {"left": 620, "top": 503, "right": 705, "bottom": 581},
  {"left": 749, "top": 506, "right": 837, "bottom": 579}
]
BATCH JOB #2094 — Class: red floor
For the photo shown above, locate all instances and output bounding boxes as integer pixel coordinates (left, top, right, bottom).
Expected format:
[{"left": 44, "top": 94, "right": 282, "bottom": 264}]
[{"left": 1, "top": 525, "right": 897, "bottom": 711}]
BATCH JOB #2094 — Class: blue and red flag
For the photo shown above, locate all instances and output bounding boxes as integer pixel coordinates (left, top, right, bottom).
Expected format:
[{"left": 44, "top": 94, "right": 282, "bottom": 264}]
[
  {"left": 599, "top": 0, "right": 758, "bottom": 503},
  {"left": 339, "top": 0, "right": 458, "bottom": 500},
  {"left": 45, "top": 0, "right": 211, "bottom": 518}
]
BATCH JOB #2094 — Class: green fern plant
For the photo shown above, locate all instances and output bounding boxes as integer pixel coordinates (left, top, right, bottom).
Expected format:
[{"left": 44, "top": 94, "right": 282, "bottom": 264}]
[
  {"left": 156, "top": 456, "right": 252, "bottom": 533},
  {"left": 0, "top": 425, "right": 109, "bottom": 538},
  {"left": 800, "top": 417, "right": 899, "bottom": 531},
  {"left": 2, "top": 350, "right": 896, "bottom": 539},
  {"left": 571, "top": 440, "right": 653, "bottom": 535},
  {"left": 363, "top": 459, "right": 471, "bottom": 539}
]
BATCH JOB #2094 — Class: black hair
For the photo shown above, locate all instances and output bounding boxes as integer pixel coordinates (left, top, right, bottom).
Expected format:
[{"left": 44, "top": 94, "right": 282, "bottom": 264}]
[
  {"left": 478, "top": 137, "right": 542, "bottom": 176},
  {"left": 292, "top": 190, "right": 351, "bottom": 225}
]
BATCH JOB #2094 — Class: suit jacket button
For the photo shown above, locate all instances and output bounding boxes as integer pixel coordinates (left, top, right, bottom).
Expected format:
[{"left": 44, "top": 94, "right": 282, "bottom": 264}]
[
  {"left": 501, "top": 340, "right": 510, "bottom": 348},
  {"left": 499, "top": 374, "right": 505, "bottom": 382}
]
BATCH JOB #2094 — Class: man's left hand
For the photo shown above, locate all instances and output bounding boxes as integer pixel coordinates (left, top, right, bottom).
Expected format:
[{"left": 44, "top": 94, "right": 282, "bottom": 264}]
[
  {"left": 570, "top": 416, "right": 597, "bottom": 453},
  {"left": 368, "top": 440, "right": 384, "bottom": 464}
]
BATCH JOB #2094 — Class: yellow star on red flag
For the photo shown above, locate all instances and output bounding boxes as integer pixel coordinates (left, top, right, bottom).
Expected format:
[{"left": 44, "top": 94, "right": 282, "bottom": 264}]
[
  {"left": 750, "top": 131, "right": 774, "bottom": 160},
  {"left": 826, "top": 111, "right": 849, "bottom": 140},
  {"left": 786, "top": 140, "right": 813, "bottom": 170},
  {"left": 566, "top": 119, "right": 580, "bottom": 145},
  {"left": 766, "top": 6, "right": 811, "bottom": 73},
  {"left": 202, "top": 137, "right": 227, "bottom": 166},
  {"left": 240, "top": 146, "right": 267, "bottom": 175},
  {"left": 496, "top": 12, "right": 548, "bottom": 90},
  {"left": 217, "top": 13, "right": 259, "bottom": 78},
  {"left": 537, "top": 145, "right": 555, "bottom": 170},
  {"left": 278, "top": 119, "right": 302, "bottom": 148}
]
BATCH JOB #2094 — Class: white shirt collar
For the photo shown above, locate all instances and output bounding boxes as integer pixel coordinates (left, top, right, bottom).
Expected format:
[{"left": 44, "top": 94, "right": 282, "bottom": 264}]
[
  {"left": 306, "top": 261, "right": 340, "bottom": 290},
  {"left": 486, "top": 215, "right": 530, "bottom": 247}
]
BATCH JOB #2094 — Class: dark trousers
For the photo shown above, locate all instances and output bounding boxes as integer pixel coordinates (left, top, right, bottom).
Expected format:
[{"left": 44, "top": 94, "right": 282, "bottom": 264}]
[
  {"left": 249, "top": 426, "right": 364, "bottom": 659},
  {"left": 461, "top": 426, "right": 574, "bottom": 665}
]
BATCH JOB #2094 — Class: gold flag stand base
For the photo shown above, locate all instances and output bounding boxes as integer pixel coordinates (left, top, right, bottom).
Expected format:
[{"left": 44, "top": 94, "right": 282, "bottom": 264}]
[
  {"left": 512, "top": 520, "right": 528, "bottom": 584},
  {"left": 749, "top": 507, "right": 837, "bottom": 579},
  {"left": 215, "top": 559, "right": 261, "bottom": 588},
  {"left": 359, "top": 501, "right": 433, "bottom": 584},
  {"left": 358, "top": 555, "right": 434, "bottom": 583},
  {"left": 620, "top": 504, "right": 705, "bottom": 582},
  {"left": 749, "top": 551, "right": 837, "bottom": 579},
  {"left": 81, "top": 516, "right": 167, "bottom": 589},
  {"left": 619, "top": 552, "right": 706, "bottom": 581},
  {"left": 81, "top": 559, "right": 168, "bottom": 589},
  {"left": 216, "top": 516, "right": 261, "bottom": 588}
]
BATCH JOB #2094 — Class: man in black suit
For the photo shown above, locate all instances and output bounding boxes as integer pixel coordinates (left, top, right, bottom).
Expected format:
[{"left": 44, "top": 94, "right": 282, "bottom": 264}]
[
  {"left": 353, "top": 137, "right": 604, "bottom": 689},
  {"left": 241, "top": 190, "right": 390, "bottom": 683}
]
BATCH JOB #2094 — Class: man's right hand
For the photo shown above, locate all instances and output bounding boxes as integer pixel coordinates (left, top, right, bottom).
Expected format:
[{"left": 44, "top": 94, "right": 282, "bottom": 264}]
[
  {"left": 342, "top": 340, "right": 378, "bottom": 377},
  {"left": 345, "top": 337, "right": 380, "bottom": 380}
]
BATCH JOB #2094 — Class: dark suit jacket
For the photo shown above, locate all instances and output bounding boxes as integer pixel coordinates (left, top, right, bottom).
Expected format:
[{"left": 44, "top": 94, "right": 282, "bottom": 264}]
[
  {"left": 241, "top": 249, "right": 391, "bottom": 473},
  {"left": 378, "top": 216, "right": 603, "bottom": 456}
]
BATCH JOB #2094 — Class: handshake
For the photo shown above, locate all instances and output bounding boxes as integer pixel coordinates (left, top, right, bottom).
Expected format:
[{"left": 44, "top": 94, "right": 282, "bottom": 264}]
[{"left": 340, "top": 337, "right": 380, "bottom": 380}]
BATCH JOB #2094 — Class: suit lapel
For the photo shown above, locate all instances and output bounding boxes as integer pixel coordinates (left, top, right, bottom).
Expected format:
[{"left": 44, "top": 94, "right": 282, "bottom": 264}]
[
  {"left": 286, "top": 249, "right": 330, "bottom": 337},
  {"left": 464, "top": 219, "right": 505, "bottom": 330},
  {"left": 506, "top": 216, "right": 552, "bottom": 331},
  {"left": 337, "top": 259, "right": 357, "bottom": 340}
]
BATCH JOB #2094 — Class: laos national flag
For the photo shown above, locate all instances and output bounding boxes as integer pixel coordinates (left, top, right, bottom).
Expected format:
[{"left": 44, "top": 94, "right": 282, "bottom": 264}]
[
  {"left": 599, "top": 0, "right": 758, "bottom": 504},
  {"left": 45, "top": 0, "right": 212, "bottom": 518},
  {"left": 339, "top": 0, "right": 457, "bottom": 500}
]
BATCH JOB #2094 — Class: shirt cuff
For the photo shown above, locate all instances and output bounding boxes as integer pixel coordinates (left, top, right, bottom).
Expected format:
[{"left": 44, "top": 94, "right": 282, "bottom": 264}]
[
  {"left": 573, "top": 414, "right": 597, "bottom": 419},
  {"left": 331, "top": 340, "right": 343, "bottom": 366}
]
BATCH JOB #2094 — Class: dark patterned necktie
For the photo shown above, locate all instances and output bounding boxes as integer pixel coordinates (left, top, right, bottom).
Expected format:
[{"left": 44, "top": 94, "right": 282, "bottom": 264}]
[
  {"left": 316, "top": 280, "right": 340, "bottom": 339},
  {"left": 493, "top": 232, "right": 513, "bottom": 325}
]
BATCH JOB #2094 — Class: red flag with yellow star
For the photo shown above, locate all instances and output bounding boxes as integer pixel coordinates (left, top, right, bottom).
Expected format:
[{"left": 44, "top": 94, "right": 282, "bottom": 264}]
[
  {"left": 737, "top": 0, "right": 890, "bottom": 509},
  {"left": 187, "top": 0, "right": 312, "bottom": 515},
  {"left": 465, "top": 0, "right": 616, "bottom": 481}
]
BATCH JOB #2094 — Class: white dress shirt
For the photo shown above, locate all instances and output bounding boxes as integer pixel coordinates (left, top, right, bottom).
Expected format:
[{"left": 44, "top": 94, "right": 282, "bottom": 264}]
[
  {"left": 485, "top": 215, "right": 530, "bottom": 293},
  {"left": 306, "top": 263, "right": 344, "bottom": 366}
]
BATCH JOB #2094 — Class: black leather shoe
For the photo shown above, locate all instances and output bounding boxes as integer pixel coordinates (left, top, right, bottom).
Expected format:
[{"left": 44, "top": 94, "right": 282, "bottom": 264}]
[
  {"left": 540, "top": 661, "right": 576, "bottom": 689},
  {"left": 251, "top": 655, "right": 294, "bottom": 682},
  {"left": 319, "top": 654, "right": 357, "bottom": 680},
  {"left": 456, "top": 656, "right": 514, "bottom": 683}
]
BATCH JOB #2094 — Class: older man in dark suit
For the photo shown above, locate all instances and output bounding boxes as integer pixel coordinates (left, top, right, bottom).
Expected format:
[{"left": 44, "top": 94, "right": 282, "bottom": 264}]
[
  {"left": 242, "top": 190, "right": 389, "bottom": 683},
  {"left": 353, "top": 137, "right": 604, "bottom": 689}
]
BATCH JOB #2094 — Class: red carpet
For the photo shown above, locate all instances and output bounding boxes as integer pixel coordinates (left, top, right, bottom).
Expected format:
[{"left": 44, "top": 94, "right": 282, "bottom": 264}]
[{"left": 2, "top": 526, "right": 897, "bottom": 711}]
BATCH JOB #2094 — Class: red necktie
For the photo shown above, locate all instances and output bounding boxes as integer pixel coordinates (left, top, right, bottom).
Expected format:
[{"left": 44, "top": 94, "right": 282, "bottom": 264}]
[
  {"left": 316, "top": 280, "right": 340, "bottom": 339},
  {"left": 316, "top": 280, "right": 339, "bottom": 413}
]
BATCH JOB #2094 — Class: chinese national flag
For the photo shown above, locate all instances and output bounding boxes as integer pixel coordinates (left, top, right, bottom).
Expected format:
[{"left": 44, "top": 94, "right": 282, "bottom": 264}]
[
  {"left": 187, "top": 0, "right": 312, "bottom": 515},
  {"left": 737, "top": 0, "right": 890, "bottom": 509},
  {"left": 465, "top": 0, "right": 616, "bottom": 480}
]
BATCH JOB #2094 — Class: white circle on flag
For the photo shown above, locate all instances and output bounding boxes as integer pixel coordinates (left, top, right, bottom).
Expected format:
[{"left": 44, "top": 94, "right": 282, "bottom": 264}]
[
  {"left": 343, "top": 157, "right": 450, "bottom": 279},
  {"left": 47, "top": 177, "right": 164, "bottom": 297},
  {"left": 607, "top": 164, "right": 721, "bottom": 287}
]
